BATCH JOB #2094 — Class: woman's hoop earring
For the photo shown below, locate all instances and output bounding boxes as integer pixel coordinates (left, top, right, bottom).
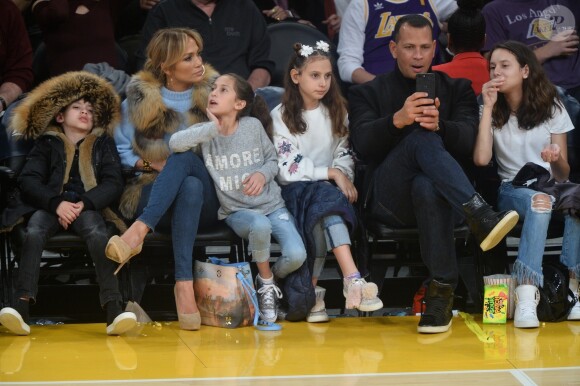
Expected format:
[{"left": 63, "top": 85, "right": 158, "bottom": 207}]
[{"left": 201, "top": 65, "right": 206, "bottom": 76}]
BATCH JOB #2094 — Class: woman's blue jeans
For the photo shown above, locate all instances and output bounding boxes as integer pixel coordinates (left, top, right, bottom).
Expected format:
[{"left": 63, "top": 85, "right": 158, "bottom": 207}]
[
  {"left": 225, "top": 207, "right": 306, "bottom": 279},
  {"left": 137, "top": 151, "right": 219, "bottom": 281},
  {"left": 498, "top": 182, "right": 580, "bottom": 287},
  {"left": 371, "top": 130, "right": 475, "bottom": 288}
]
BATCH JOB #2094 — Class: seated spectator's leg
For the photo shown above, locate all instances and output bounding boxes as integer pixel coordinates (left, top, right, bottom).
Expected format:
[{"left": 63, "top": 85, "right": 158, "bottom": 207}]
[
  {"left": 0, "top": 210, "right": 60, "bottom": 335},
  {"left": 562, "top": 214, "right": 580, "bottom": 320},
  {"left": 71, "top": 210, "right": 136, "bottom": 333},
  {"left": 71, "top": 211, "right": 122, "bottom": 307},
  {"left": 498, "top": 183, "right": 549, "bottom": 328},
  {"left": 497, "top": 183, "right": 550, "bottom": 287},
  {"left": 15, "top": 210, "right": 60, "bottom": 303},
  {"left": 254, "top": 86, "right": 284, "bottom": 111},
  {"left": 268, "top": 207, "right": 307, "bottom": 279},
  {"left": 311, "top": 220, "right": 328, "bottom": 286},
  {"left": 226, "top": 210, "right": 281, "bottom": 323},
  {"left": 321, "top": 214, "right": 383, "bottom": 312},
  {"left": 411, "top": 174, "right": 460, "bottom": 289}
]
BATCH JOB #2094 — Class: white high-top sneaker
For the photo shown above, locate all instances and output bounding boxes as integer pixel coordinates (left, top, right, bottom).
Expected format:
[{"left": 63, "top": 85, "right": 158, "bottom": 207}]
[
  {"left": 514, "top": 285, "right": 540, "bottom": 328},
  {"left": 567, "top": 278, "right": 580, "bottom": 321},
  {"left": 307, "top": 286, "right": 329, "bottom": 323}
]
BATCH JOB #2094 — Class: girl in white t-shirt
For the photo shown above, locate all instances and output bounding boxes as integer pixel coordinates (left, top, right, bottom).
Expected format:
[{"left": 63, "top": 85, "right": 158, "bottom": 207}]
[
  {"left": 272, "top": 41, "right": 383, "bottom": 322},
  {"left": 474, "top": 40, "right": 579, "bottom": 328}
]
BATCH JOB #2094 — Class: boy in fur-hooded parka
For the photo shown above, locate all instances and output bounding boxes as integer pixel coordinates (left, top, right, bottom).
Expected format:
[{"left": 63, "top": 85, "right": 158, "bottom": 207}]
[{"left": 0, "top": 71, "right": 137, "bottom": 337}]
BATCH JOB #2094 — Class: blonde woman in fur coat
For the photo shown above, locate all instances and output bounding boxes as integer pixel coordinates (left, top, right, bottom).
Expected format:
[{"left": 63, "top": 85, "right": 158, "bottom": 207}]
[
  {"left": 0, "top": 71, "right": 136, "bottom": 336},
  {"left": 107, "top": 28, "right": 220, "bottom": 331}
]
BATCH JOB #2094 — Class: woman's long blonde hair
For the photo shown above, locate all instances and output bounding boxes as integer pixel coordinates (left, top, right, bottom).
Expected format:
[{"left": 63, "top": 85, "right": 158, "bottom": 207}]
[{"left": 144, "top": 28, "right": 204, "bottom": 85}]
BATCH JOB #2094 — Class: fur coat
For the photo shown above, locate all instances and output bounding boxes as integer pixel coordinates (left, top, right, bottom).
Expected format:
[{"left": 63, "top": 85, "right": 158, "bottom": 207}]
[
  {"left": 2, "top": 71, "right": 126, "bottom": 233},
  {"left": 118, "top": 64, "right": 219, "bottom": 219}
]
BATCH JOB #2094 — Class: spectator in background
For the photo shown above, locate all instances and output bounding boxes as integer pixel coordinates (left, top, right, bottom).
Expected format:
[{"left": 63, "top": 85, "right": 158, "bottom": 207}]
[
  {"left": 32, "top": 0, "right": 131, "bottom": 81},
  {"left": 433, "top": 0, "right": 488, "bottom": 95},
  {"left": 337, "top": 0, "right": 457, "bottom": 85},
  {"left": 254, "top": 0, "right": 303, "bottom": 24},
  {"left": 136, "top": 0, "right": 273, "bottom": 90},
  {"left": 482, "top": 0, "right": 580, "bottom": 101},
  {"left": 0, "top": 0, "right": 34, "bottom": 158}
]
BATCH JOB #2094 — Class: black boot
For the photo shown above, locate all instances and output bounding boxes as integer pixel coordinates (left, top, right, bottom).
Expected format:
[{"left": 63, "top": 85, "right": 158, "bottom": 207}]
[
  {"left": 0, "top": 298, "right": 31, "bottom": 335},
  {"left": 105, "top": 301, "right": 137, "bottom": 336},
  {"left": 462, "top": 193, "right": 519, "bottom": 251},
  {"left": 417, "top": 280, "right": 454, "bottom": 334}
]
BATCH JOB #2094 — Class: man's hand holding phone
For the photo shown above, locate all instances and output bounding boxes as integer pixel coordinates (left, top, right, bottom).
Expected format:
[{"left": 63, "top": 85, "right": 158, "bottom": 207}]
[
  {"left": 393, "top": 72, "right": 440, "bottom": 131},
  {"left": 412, "top": 72, "right": 440, "bottom": 131}
]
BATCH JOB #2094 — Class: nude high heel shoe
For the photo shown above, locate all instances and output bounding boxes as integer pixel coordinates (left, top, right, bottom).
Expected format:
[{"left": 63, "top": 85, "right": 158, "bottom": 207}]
[
  {"left": 105, "top": 235, "right": 143, "bottom": 275},
  {"left": 174, "top": 285, "right": 201, "bottom": 331}
]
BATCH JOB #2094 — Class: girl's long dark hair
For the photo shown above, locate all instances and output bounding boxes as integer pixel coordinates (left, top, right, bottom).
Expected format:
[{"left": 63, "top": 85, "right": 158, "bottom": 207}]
[
  {"left": 281, "top": 43, "right": 348, "bottom": 137},
  {"left": 225, "top": 73, "right": 273, "bottom": 138},
  {"left": 490, "top": 40, "right": 561, "bottom": 130}
]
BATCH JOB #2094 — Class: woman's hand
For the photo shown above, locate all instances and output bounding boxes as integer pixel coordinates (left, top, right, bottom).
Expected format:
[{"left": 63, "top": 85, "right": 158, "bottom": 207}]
[
  {"left": 481, "top": 77, "right": 504, "bottom": 107},
  {"left": 242, "top": 172, "right": 266, "bottom": 196},
  {"left": 329, "top": 168, "right": 358, "bottom": 203},
  {"left": 541, "top": 143, "right": 561, "bottom": 163}
]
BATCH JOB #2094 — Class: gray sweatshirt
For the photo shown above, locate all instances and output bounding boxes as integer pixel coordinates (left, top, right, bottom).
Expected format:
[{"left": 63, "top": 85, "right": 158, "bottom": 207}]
[{"left": 169, "top": 116, "right": 285, "bottom": 219}]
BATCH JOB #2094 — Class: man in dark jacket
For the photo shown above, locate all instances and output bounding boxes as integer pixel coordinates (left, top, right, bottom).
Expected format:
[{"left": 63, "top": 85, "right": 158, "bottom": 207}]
[
  {"left": 348, "top": 15, "right": 519, "bottom": 334},
  {"left": 0, "top": 72, "right": 136, "bottom": 336}
]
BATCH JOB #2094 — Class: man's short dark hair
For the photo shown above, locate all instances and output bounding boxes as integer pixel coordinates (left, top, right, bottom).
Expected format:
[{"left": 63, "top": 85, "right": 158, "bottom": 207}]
[{"left": 393, "top": 14, "right": 434, "bottom": 42}]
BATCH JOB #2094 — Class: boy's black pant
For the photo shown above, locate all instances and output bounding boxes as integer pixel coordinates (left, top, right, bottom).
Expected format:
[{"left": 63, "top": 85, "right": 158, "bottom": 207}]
[{"left": 15, "top": 209, "right": 122, "bottom": 307}]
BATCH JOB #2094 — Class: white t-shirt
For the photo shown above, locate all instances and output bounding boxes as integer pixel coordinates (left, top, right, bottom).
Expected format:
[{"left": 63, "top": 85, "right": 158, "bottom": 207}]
[{"left": 489, "top": 102, "right": 574, "bottom": 181}]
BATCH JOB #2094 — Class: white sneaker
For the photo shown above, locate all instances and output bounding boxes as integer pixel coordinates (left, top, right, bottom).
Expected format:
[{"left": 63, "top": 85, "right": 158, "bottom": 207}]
[
  {"left": 343, "top": 277, "right": 383, "bottom": 312},
  {"left": 0, "top": 308, "right": 30, "bottom": 336},
  {"left": 106, "top": 312, "right": 137, "bottom": 336},
  {"left": 256, "top": 275, "right": 283, "bottom": 323},
  {"left": 307, "top": 286, "right": 329, "bottom": 323},
  {"left": 568, "top": 278, "right": 580, "bottom": 321},
  {"left": 514, "top": 285, "right": 540, "bottom": 328}
]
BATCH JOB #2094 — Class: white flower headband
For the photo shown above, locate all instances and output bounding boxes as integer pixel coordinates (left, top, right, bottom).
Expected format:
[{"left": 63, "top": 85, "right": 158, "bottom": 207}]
[{"left": 299, "top": 41, "right": 330, "bottom": 57}]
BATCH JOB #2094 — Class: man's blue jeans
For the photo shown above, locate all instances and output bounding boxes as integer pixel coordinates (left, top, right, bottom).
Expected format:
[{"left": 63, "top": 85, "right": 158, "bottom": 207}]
[
  {"left": 16, "top": 210, "right": 121, "bottom": 307},
  {"left": 371, "top": 130, "right": 475, "bottom": 288},
  {"left": 225, "top": 207, "right": 306, "bottom": 279},
  {"left": 137, "top": 151, "right": 219, "bottom": 281},
  {"left": 498, "top": 182, "right": 580, "bottom": 287}
]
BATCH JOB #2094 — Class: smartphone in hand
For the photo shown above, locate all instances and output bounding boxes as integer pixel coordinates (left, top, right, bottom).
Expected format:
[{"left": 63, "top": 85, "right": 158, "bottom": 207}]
[{"left": 416, "top": 73, "right": 436, "bottom": 100}]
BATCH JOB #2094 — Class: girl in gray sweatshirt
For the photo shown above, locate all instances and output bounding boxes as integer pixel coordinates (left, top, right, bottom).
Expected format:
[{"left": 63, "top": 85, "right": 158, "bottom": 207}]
[{"left": 170, "top": 74, "right": 306, "bottom": 324}]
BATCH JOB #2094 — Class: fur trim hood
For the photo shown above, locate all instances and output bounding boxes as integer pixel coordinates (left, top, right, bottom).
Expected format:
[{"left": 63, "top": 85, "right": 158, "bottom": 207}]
[{"left": 11, "top": 71, "right": 120, "bottom": 140}]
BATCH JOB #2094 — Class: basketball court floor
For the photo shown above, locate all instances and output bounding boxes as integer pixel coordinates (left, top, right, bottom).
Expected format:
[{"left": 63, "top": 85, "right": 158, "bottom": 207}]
[{"left": 1, "top": 313, "right": 579, "bottom": 385}]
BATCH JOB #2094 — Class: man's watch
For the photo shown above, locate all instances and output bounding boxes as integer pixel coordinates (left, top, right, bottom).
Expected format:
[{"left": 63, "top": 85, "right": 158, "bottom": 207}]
[{"left": 142, "top": 159, "right": 153, "bottom": 172}]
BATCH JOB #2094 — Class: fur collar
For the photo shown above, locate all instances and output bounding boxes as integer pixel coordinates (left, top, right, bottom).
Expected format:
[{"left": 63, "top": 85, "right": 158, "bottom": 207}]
[
  {"left": 124, "top": 64, "right": 219, "bottom": 162},
  {"left": 10, "top": 71, "right": 120, "bottom": 140}
]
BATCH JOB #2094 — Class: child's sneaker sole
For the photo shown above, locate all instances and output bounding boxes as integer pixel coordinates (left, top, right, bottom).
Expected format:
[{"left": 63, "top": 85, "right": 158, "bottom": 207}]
[
  {"left": 307, "top": 310, "right": 330, "bottom": 323},
  {"left": 0, "top": 308, "right": 30, "bottom": 336},
  {"left": 106, "top": 312, "right": 137, "bottom": 336}
]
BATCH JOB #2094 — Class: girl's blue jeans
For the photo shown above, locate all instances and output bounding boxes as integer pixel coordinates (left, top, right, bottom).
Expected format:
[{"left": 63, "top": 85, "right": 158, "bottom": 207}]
[
  {"left": 498, "top": 182, "right": 580, "bottom": 287},
  {"left": 225, "top": 207, "right": 306, "bottom": 279}
]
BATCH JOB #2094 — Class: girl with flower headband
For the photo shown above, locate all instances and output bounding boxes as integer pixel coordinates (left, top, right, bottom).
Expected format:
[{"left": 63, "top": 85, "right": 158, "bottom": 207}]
[{"left": 272, "top": 41, "right": 383, "bottom": 322}]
